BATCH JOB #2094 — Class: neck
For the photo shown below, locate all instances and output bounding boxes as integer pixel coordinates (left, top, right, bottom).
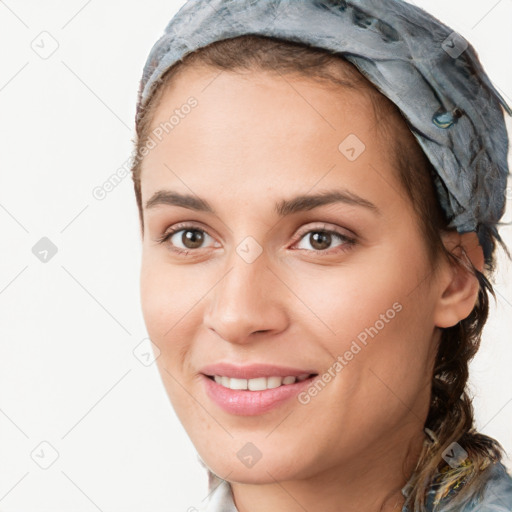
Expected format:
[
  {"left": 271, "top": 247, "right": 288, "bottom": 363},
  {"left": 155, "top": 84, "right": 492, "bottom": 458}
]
[{"left": 230, "top": 428, "right": 425, "bottom": 512}]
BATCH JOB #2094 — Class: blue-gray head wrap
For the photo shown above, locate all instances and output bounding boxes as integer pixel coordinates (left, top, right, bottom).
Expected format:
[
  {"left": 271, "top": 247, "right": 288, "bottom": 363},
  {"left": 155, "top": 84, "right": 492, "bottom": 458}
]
[{"left": 136, "top": 0, "right": 511, "bottom": 262}]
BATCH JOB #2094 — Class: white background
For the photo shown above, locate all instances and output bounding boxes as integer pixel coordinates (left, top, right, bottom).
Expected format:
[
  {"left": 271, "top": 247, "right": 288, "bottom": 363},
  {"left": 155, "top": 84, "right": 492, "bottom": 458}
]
[{"left": 0, "top": 1, "right": 511, "bottom": 511}]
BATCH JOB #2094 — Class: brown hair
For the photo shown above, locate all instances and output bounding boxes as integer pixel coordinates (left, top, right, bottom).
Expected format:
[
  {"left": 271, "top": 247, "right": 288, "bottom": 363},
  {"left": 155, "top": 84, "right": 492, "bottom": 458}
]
[{"left": 131, "top": 35, "right": 509, "bottom": 511}]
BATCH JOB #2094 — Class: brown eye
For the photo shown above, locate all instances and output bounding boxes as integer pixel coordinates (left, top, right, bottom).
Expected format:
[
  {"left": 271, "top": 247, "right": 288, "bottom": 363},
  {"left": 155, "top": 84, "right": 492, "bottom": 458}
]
[
  {"left": 308, "top": 231, "right": 332, "bottom": 251},
  {"left": 158, "top": 225, "right": 218, "bottom": 253},
  {"left": 180, "top": 229, "right": 205, "bottom": 249},
  {"left": 294, "top": 228, "right": 355, "bottom": 253}
]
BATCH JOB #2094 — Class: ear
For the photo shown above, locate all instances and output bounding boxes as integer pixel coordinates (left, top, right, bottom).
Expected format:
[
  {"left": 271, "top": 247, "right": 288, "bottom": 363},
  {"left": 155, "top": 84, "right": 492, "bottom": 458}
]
[{"left": 433, "top": 231, "right": 484, "bottom": 329}]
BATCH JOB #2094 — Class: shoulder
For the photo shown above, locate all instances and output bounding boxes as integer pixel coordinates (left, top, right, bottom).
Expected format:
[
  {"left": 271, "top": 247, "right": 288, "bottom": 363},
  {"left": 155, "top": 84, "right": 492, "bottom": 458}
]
[
  {"left": 430, "top": 461, "right": 512, "bottom": 511},
  {"left": 466, "top": 461, "right": 512, "bottom": 511}
]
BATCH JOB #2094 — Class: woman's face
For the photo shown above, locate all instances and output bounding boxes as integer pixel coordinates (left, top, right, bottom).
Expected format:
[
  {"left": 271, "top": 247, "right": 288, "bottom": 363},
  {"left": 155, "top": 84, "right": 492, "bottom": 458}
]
[{"left": 139, "top": 65, "right": 445, "bottom": 483}]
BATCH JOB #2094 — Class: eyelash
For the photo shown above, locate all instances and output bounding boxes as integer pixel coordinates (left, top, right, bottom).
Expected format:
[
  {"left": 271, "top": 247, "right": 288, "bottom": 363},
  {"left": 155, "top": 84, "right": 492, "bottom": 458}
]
[{"left": 156, "top": 223, "right": 357, "bottom": 256}]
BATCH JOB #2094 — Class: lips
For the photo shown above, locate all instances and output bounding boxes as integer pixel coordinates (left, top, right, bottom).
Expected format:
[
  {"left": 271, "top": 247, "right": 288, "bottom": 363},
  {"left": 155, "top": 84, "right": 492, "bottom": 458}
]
[
  {"left": 200, "top": 362, "right": 318, "bottom": 380},
  {"left": 201, "top": 373, "right": 319, "bottom": 415},
  {"left": 199, "top": 362, "right": 320, "bottom": 415}
]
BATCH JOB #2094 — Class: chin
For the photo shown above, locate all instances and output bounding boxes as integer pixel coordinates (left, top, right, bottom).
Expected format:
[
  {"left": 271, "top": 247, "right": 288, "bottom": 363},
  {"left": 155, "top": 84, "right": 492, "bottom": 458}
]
[{"left": 197, "top": 443, "right": 313, "bottom": 485}]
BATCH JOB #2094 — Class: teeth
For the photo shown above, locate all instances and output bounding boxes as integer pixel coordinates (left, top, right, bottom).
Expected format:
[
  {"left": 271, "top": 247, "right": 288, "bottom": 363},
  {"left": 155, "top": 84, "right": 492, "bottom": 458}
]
[
  {"left": 266, "top": 376, "right": 282, "bottom": 389},
  {"left": 211, "top": 374, "right": 312, "bottom": 391},
  {"left": 229, "top": 378, "right": 248, "bottom": 390},
  {"left": 248, "top": 377, "right": 267, "bottom": 391}
]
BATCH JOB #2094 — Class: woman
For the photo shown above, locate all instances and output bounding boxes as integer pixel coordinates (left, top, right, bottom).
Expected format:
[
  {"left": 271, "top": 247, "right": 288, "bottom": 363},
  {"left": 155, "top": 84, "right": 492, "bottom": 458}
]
[{"left": 130, "top": 1, "right": 512, "bottom": 510}]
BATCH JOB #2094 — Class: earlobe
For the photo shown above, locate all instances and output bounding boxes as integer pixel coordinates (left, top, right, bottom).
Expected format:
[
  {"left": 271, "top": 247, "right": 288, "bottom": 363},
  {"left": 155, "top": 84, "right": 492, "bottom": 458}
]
[{"left": 433, "top": 232, "right": 483, "bottom": 329}]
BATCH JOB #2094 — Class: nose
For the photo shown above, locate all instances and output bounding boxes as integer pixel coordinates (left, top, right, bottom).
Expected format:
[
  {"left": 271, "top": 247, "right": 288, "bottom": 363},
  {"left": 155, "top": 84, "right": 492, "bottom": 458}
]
[{"left": 203, "top": 250, "right": 289, "bottom": 345}]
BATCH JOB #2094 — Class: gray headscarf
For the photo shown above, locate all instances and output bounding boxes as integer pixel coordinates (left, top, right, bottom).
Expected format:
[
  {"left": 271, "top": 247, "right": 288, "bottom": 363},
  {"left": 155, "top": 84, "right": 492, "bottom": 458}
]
[{"left": 136, "top": 0, "right": 511, "bottom": 262}]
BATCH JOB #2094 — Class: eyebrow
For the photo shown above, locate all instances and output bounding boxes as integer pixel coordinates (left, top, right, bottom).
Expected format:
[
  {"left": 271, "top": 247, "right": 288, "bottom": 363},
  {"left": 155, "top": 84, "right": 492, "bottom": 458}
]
[{"left": 144, "top": 189, "right": 380, "bottom": 216}]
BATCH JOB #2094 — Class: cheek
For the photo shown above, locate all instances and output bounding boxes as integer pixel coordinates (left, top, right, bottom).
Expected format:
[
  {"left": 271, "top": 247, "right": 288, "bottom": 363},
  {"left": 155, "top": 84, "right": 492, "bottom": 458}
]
[
  {"left": 140, "top": 253, "right": 212, "bottom": 376},
  {"left": 140, "top": 254, "right": 188, "bottom": 355},
  {"left": 289, "top": 255, "right": 425, "bottom": 345},
  {"left": 140, "top": 249, "right": 197, "bottom": 326},
  {"left": 140, "top": 260, "right": 172, "bottom": 338},
  {"left": 293, "top": 252, "right": 436, "bottom": 405}
]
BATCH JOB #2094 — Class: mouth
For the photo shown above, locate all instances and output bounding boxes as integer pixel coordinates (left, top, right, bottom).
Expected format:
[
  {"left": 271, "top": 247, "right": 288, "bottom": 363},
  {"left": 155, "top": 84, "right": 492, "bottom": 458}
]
[{"left": 201, "top": 371, "right": 320, "bottom": 416}]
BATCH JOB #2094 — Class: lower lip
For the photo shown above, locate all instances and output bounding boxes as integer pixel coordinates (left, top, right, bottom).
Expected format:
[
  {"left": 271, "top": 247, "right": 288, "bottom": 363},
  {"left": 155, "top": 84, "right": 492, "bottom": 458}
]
[{"left": 201, "top": 374, "right": 318, "bottom": 416}]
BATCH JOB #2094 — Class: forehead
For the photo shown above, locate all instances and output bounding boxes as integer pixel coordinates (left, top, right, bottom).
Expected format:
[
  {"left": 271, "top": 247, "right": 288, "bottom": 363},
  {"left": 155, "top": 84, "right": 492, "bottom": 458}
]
[{"left": 140, "top": 66, "right": 402, "bottom": 210}]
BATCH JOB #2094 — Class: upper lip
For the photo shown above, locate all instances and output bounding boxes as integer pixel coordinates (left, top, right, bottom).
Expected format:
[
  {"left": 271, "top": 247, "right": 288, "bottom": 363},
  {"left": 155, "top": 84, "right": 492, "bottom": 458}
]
[{"left": 200, "top": 362, "right": 318, "bottom": 380}]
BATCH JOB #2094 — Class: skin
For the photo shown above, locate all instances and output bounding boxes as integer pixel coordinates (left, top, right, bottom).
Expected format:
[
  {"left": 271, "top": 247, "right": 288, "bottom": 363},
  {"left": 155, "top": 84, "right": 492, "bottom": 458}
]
[{"left": 138, "top": 65, "right": 483, "bottom": 512}]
